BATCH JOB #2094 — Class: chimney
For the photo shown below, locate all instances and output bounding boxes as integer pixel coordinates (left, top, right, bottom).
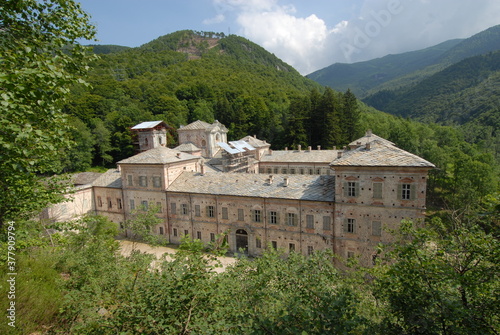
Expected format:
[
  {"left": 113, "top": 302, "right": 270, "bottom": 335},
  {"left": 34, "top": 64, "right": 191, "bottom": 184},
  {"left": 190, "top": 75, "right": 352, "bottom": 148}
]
[
  {"left": 333, "top": 146, "right": 336, "bottom": 150},
  {"left": 176, "top": 152, "right": 181, "bottom": 158},
  {"left": 337, "top": 151, "right": 343, "bottom": 158},
  {"left": 298, "top": 144, "right": 302, "bottom": 152},
  {"left": 283, "top": 177, "right": 289, "bottom": 187},
  {"left": 366, "top": 142, "right": 371, "bottom": 150},
  {"left": 269, "top": 175, "right": 274, "bottom": 182},
  {"left": 317, "top": 145, "right": 321, "bottom": 151},
  {"left": 285, "top": 147, "right": 288, "bottom": 151},
  {"left": 269, "top": 149, "right": 273, "bottom": 155},
  {"left": 200, "top": 162, "right": 205, "bottom": 175},
  {"left": 253, "top": 134, "right": 257, "bottom": 138},
  {"left": 308, "top": 146, "right": 312, "bottom": 152},
  {"left": 366, "top": 129, "right": 373, "bottom": 137}
]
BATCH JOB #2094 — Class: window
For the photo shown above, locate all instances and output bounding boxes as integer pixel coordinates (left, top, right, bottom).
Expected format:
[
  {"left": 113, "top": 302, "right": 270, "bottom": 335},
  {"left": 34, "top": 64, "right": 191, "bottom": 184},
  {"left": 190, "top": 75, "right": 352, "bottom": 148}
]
[
  {"left": 153, "top": 176, "right": 161, "bottom": 188},
  {"left": 401, "top": 183, "right": 412, "bottom": 200},
  {"left": 256, "top": 238, "right": 262, "bottom": 248},
  {"left": 372, "top": 221, "right": 382, "bottom": 236},
  {"left": 271, "top": 241, "right": 277, "bottom": 249},
  {"left": 267, "top": 168, "right": 272, "bottom": 174},
  {"left": 282, "top": 168, "right": 287, "bottom": 174},
  {"left": 130, "top": 199, "right": 135, "bottom": 210},
  {"left": 273, "top": 167, "right": 278, "bottom": 174},
  {"left": 97, "top": 196, "right": 102, "bottom": 207},
  {"left": 345, "top": 218, "right": 356, "bottom": 233},
  {"left": 197, "top": 231, "right": 202, "bottom": 240},
  {"left": 222, "top": 207, "right": 228, "bottom": 219},
  {"left": 323, "top": 216, "right": 331, "bottom": 230},
  {"left": 309, "top": 169, "right": 313, "bottom": 175},
  {"left": 287, "top": 213, "right": 297, "bottom": 226},
  {"left": 316, "top": 169, "right": 321, "bottom": 175},
  {"left": 184, "top": 230, "right": 189, "bottom": 236},
  {"left": 207, "top": 205, "right": 215, "bottom": 218},
  {"left": 195, "top": 205, "right": 201, "bottom": 217},
  {"left": 159, "top": 227, "right": 164, "bottom": 235},
  {"left": 173, "top": 228, "right": 178, "bottom": 237},
  {"left": 139, "top": 176, "right": 148, "bottom": 187},
  {"left": 300, "top": 168, "right": 304, "bottom": 175},
  {"left": 306, "top": 215, "right": 314, "bottom": 229},
  {"left": 117, "top": 198, "right": 122, "bottom": 209},
  {"left": 253, "top": 209, "right": 262, "bottom": 222},
  {"left": 156, "top": 202, "right": 162, "bottom": 213},
  {"left": 289, "top": 243, "right": 295, "bottom": 252},
  {"left": 107, "top": 198, "right": 112, "bottom": 209},
  {"left": 171, "top": 202, "right": 176, "bottom": 215},
  {"left": 127, "top": 175, "right": 133, "bottom": 186},
  {"left": 307, "top": 246, "right": 314, "bottom": 255},
  {"left": 181, "top": 204, "right": 188, "bottom": 215},
  {"left": 347, "top": 251, "right": 355, "bottom": 259},
  {"left": 347, "top": 181, "right": 358, "bottom": 197},
  {"left": 269, "top": 211, "right": 278, "bottom": 224},
  {"left": 373, "top": 182, "right": 383, "bottom": 199},
  {"left": 290, "top": 168, "right": 295, "bottom": 174},
  {"left": 238, "top": 208, "right": 244, "bottom": 221},
  {"left": 141, "top": 200, "right": 148, "bottom": 210},
  {"left": 210, "top": 233, "right": 215, "bottom": 242}
]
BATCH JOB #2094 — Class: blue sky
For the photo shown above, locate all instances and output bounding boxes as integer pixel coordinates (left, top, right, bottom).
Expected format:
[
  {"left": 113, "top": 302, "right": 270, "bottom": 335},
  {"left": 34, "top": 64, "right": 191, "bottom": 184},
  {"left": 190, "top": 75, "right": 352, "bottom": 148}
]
[{"left": 78, "top": 0, "right": 500, "bottom": 74}]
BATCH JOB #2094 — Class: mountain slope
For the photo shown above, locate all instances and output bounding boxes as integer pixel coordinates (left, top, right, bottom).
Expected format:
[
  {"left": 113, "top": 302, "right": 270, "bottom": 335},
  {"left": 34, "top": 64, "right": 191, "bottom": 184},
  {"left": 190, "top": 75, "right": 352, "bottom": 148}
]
[
  {"left": 306, "top": 39, "right": 462, "bottom": 97},
  {"left": 308, "top": 24, "right": 500, "bottom": 97},
  {"left": 66, "top": 30, "right": 322, "bottom": 164},
  {"left": 363, "top": 51, "right": 500, "bottom": 133}
]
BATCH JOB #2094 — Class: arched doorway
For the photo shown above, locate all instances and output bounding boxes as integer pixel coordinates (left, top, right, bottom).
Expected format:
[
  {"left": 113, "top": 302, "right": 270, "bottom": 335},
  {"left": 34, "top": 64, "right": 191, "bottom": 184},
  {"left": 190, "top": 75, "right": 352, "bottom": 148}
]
[{"left": 235, "top": 229, "right": 248, "bottom": 253}]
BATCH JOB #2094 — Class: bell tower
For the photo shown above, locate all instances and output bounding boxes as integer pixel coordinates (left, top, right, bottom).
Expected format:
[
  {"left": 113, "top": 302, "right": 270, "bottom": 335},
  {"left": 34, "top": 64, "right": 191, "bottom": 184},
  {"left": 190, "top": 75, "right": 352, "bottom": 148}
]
[{"left": 131, "top": 121, "right": 169, "bottom": 152}]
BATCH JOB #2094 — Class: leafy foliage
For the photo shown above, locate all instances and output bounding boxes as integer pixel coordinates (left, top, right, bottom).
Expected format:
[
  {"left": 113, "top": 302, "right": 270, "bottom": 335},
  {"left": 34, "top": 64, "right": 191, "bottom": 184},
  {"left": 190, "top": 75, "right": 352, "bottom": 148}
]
[{"left": 0, "top": 0, "right": 96, "bottom": 228}]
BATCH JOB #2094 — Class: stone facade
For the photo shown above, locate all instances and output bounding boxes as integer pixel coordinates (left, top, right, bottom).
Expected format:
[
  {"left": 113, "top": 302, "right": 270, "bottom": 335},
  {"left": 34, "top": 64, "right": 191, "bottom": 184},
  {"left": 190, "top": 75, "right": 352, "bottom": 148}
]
[{"left": 46, "top": 122, "right": 434, "bottom": 266}]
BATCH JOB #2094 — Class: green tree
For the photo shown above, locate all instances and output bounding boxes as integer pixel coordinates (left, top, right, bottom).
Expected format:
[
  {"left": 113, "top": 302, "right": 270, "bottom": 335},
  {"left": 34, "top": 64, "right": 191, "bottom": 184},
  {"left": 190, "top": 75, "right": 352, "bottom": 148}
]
[
  {"left": 0, "top": 0, "right": 96, "bottom": 229},
  {"left": 374, "top": 217, "right": 499, "bottom": 334}
]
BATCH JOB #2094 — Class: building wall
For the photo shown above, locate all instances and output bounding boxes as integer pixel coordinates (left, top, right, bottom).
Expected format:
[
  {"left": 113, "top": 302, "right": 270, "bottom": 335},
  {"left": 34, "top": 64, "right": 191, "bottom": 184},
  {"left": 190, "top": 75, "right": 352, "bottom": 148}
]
[
  {"left": 259, "top": 162, "right": 333, "bottom": 176},
  {"left": 165, "top": 192, "right": 334, "bottom": 256},
  {"left": 43, "top": 186, "right": 94, "bottom": 222},
  {"left": 93, "top": 186, "right": 125, "bottom": 224},
  {"left": 333, "top": 166, "right": 431, "bottom": 265}
]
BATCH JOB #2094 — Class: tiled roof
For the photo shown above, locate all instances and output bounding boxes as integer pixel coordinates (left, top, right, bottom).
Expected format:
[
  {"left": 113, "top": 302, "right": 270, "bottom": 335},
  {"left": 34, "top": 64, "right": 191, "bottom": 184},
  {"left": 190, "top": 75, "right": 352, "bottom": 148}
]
[
  {"left": 175, "top": 142, "right": 201, "bottom": 152},
  {"left": 178, "top": 120, "right": 228, "bottom": 133},
  {"left": 260, "top": 150, "right": 339, "bottom": 164},
  {"left": 178, "top": 120, "right": 212, "bottom": 131},
  {"left": 349, "top": 130, "right": 394, "bottom": 147},
  {"left": 71, "top": 172, "right": 102, "bottom": 186},
  {"left": 331, "top": 141, "right": 435, "bottom": 168},
  {"left": 239, "top": 135, "right": 270, "bottom": 148},
  {"left": 167, "top": 172, "right": 335, "bottom": 201},
  {"left": 117, "top": 147, "right": 200, "bottom": 165},
  {"left": 131, "top": 121, "right": 166, "bottom": 130},
  {"left": 92, "top": 169, "right": 122, "bottom": 188}
]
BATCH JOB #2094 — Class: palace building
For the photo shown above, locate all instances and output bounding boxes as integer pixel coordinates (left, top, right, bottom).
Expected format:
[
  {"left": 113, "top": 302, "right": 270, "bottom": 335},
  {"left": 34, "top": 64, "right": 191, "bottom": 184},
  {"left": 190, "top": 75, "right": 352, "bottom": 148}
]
[{"left": 45, "top": 120, "right": 434, "bottom": 266}]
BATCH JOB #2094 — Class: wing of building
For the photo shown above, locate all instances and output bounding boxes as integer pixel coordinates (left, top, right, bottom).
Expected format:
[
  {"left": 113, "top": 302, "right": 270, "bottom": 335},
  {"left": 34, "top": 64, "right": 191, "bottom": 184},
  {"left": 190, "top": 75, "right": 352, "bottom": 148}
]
[{"left": 45, "top": 122, "right": 434, "bottom": 266}]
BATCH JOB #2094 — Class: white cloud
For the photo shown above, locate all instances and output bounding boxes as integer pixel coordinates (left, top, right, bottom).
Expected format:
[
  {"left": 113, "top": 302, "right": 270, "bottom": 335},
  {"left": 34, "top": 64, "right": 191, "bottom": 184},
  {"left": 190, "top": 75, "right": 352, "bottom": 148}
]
[{"left": 203, "top": 14, "right": 225, "bottom": 25}]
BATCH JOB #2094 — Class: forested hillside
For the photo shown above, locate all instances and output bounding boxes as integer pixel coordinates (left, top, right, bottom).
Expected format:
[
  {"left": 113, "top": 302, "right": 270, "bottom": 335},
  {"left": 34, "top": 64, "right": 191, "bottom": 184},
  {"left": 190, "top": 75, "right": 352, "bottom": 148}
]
[
  {"left": 62, "top": 30, "right": 361, "bottom": 170},
  {"left": 364, "top": 51, "right": 500, "bottom": 147}
]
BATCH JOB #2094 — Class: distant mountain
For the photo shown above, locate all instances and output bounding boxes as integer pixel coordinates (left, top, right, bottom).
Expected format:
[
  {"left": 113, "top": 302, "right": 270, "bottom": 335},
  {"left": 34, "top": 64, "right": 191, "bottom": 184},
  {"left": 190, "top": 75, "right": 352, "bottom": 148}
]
[
  {"left": 307, "top": 25, "right": 500, "bottom": 97},
  {"left": 363, "top": 51, "right": 500, "bottom": 136},
  {"left": 88, "top": 45, "right": 131, "bottom": 54}
]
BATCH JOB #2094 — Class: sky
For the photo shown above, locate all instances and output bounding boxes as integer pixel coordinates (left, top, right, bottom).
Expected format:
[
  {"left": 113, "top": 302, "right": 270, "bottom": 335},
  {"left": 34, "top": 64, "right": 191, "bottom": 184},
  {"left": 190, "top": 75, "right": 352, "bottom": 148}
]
[{"left": 78, "top": 0, "right": 500, "bottom": 75}]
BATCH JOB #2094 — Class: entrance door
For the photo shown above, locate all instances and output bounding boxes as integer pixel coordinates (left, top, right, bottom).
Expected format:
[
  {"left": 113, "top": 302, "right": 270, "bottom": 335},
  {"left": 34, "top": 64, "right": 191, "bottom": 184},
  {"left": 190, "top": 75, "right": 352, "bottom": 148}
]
[{"left": 235, "top": 229, "right": 248, "bottom": 253}]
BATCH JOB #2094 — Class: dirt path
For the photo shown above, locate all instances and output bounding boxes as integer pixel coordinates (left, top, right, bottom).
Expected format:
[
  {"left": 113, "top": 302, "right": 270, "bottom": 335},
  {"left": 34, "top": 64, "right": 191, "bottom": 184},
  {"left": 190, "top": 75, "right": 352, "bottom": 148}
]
[{"left": 118, "top": 240, "right": 237, "bottom": 273}]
